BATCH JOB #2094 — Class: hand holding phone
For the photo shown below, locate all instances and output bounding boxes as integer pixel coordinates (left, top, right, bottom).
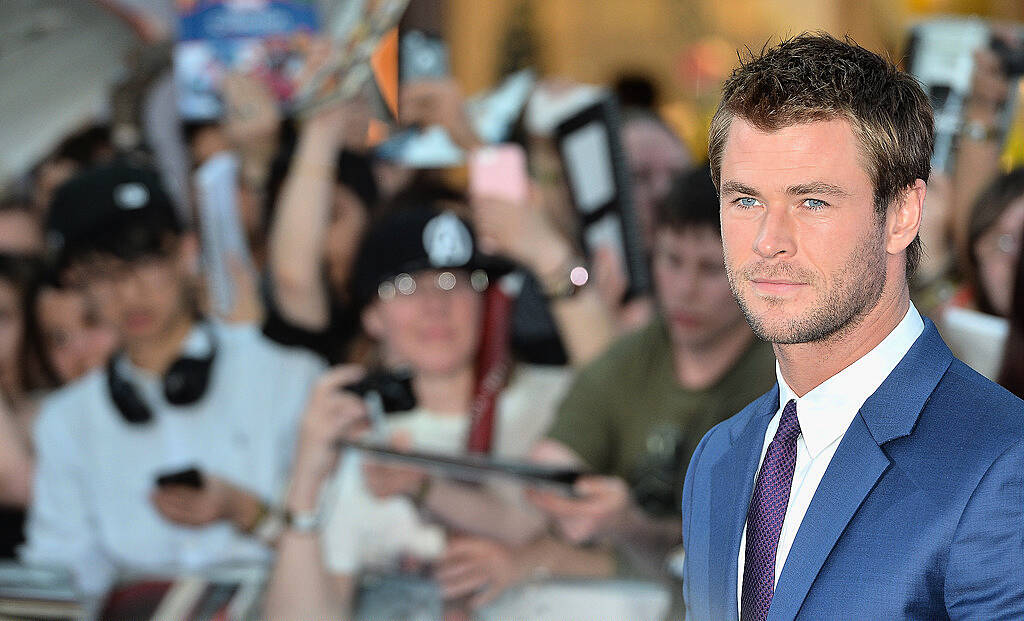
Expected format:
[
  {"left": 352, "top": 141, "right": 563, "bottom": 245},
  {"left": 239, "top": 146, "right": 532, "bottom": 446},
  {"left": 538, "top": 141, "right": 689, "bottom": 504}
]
[
  {"left": 468, "top": 144, "right": 529, "bottom": 205},
  {"left": 155, "top": 467, "right": 204, "bottom": 489},
  {"left": 470, "top": 144, "right": 574, "bottom": 275}
]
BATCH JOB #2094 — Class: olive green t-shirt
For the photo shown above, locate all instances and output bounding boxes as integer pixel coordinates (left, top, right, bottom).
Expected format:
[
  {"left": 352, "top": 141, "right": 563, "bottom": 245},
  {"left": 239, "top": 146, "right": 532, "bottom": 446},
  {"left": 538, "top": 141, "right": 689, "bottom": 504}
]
[{"left": 547, "top": 317, "right": 777, "bottom": 516}]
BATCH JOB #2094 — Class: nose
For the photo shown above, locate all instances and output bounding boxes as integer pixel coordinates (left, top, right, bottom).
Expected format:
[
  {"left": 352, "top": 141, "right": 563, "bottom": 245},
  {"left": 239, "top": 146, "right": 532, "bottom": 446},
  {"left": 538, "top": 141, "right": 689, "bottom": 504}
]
[
  {"left": 110, "top": 271, "right": 147, "bottom": 304},
  {"left": 753, "top": 207, "right": 795, "bottom": 259},
  {"left": 678, "top": 261, "right": 701, "bottom": 299}
]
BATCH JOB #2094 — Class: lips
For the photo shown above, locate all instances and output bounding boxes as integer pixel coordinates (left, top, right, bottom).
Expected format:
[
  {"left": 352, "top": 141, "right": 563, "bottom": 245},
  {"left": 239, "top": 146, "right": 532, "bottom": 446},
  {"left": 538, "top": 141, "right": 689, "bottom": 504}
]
[
  {"left": 670, "top": 311, "right": 703, "bottom": 328},
  {"left": 750, "top": 279, "right": 806, "bottom": 296},
  {"left": 122, "top": 310, "right": 154, "bottom": 331}
]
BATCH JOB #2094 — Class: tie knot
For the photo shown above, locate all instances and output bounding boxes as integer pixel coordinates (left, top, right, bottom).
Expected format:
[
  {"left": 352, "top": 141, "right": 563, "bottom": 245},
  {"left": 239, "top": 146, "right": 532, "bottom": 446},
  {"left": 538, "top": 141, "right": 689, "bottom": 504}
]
[{"left": 775, "top": 399, "right": 801, "bottom": 444}]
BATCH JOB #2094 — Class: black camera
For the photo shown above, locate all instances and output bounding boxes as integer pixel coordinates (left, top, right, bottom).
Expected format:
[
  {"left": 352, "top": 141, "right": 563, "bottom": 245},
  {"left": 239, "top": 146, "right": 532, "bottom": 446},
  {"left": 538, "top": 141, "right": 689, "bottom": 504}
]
[{"left": 343, "top": 369, "right": 417, "bottom": 414}]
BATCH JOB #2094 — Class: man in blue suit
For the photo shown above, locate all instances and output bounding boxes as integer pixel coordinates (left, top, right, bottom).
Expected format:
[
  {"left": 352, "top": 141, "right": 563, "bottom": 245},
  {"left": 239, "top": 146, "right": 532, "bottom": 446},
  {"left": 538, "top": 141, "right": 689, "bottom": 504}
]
[{"left": 681, "top": 33, "right": 1024, "bottom": 620}]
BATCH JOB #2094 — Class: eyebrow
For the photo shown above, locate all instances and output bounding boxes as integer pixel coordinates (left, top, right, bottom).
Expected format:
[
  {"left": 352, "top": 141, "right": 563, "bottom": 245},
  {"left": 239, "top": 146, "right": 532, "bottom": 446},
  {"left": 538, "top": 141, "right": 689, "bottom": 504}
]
[
  {"left": 719, "top": 181, "right": 760, "bottom": 196},
  {"left": 719, "top": 180, "right": 850, "bottom": 199},
  {"left": 785, "top": 182, "right": 850, "bottom": 198}
]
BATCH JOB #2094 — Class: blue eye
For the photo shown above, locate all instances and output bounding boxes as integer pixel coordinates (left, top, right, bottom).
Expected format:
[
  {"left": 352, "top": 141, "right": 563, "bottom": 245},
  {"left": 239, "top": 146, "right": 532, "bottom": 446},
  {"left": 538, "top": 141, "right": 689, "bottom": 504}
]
[
  {"left": 737, "top": 197, "right": 759, "bottom": 208},
  {"left": 803, "top": 198, "right": 828, "bottom": 210}
]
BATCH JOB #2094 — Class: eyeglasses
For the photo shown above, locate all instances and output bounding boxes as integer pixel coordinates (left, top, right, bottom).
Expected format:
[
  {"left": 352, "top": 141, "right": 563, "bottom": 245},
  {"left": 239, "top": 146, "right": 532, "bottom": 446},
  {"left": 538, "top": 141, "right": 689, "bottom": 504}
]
[
  {"left": 377, "top": 269, "right": 489, "bottom": 301},
  {"left": 976, "top": 232, "right": 1021, "bottom": 259}
]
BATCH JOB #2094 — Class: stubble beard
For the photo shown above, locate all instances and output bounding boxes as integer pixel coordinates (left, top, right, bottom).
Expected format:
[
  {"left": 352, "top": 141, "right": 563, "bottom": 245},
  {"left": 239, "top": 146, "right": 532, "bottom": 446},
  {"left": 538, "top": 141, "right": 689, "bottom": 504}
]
[{"left": 725, "top": 226, "right": 888, "bottom": 345}]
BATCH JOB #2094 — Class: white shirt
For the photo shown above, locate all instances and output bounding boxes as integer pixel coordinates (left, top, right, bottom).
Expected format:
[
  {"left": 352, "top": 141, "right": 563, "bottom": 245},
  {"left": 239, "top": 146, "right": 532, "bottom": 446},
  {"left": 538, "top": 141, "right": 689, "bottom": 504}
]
[
  {"left": 321, "top": 365, "right": 571, "bottom": 574},
  {"left": 22, "top": 322, "right": 324, "bottom": 596},
  {"left": 736, "top": 304, "right": 924, "bottom": 613}
]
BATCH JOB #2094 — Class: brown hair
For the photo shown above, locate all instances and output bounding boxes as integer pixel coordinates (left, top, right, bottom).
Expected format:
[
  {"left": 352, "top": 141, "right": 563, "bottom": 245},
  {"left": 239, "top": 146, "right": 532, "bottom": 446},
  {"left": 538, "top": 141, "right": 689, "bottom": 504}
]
[
  {"left": 966, "top": 168, "right": 1024, "bottom": 315},
  {"left": 998, "top": 220, "right": 1024, "bottom": 399},
  {"left": 708, "top": 33, "right": 934, "bottom": 277}
]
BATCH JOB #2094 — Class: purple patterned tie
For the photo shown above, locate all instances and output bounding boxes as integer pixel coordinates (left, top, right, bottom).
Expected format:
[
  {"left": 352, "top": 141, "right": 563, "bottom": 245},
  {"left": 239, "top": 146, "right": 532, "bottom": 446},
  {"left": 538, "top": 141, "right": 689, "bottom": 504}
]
[{"left": 741, "top": 399, "right": 801, "bottom": 621}]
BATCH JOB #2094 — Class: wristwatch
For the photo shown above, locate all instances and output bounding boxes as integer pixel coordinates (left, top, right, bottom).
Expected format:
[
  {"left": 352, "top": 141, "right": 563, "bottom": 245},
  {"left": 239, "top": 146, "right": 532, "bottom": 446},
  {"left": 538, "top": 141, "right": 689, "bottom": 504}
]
[
  {"left": 541, "top": 258, "right": 590, "bottom": 300},
  {"left": 250, "top": 505, "right": 322, "bottom": 544},
  {"left": 286, "top": 509, "right": 322, "bottom": 534}
]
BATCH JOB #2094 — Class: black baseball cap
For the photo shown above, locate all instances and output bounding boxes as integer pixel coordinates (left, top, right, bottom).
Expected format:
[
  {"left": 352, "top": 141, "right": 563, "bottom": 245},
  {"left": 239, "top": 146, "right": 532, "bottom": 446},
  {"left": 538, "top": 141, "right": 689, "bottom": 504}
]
[
  {"left": 350, "top": 203, "right": 511, "bottom": 310},
  {"left": 46, "top": 161, "right": 183, "bottom": 270}
]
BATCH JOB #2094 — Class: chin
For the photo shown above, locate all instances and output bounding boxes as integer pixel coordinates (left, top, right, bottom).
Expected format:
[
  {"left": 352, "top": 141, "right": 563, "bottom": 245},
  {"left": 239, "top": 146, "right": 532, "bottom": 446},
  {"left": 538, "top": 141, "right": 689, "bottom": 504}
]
[{"left": 409, "top": 353, "right": 473, "bottom": 377}]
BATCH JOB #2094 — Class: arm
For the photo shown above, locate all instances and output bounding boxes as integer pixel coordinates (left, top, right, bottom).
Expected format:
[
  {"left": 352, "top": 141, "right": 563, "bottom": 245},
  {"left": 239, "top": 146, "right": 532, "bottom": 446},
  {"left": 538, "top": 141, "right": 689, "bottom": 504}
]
[
  {"left": 472, "top": 193, "right": 616, "bottom": 366},
  {"left": 267, "top": 106, "right": 346, "bottom": 330},
  {"left": 361, "top": 431, "right": 547, "bottom": 545},
  {"left": 944, "top": 437, "right": 1024, "bottom": 620},
  {"left": 0, "top": 397, "right": 32, "bottom": 507},
  {"left": 261, "top": 495, "right": 355, "bottom": 621},
  {"left": 261, "top": 366, "right": 368, "bottom": 620},
  {"left": 435, "top": 534, "right": 615, "bottom": 610},
  {"left": 529, "top": 440, "right": 680, "bottom": 548},
  {"left": 950, "top": 48, "right": 1010, "bottom": 268},
  {"left": 423, "top": 478, "right": 547, "bottom": 546}
]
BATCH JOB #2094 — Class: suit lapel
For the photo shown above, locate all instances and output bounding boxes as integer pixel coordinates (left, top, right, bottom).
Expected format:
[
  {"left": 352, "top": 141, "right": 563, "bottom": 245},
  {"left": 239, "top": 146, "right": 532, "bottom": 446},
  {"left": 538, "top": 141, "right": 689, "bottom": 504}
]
[
  {"left": 708, "top": 386, "right": 779, "bottom": 620},
  {"left": 766, "top": 320, "right": 953, "bottom": 621}
]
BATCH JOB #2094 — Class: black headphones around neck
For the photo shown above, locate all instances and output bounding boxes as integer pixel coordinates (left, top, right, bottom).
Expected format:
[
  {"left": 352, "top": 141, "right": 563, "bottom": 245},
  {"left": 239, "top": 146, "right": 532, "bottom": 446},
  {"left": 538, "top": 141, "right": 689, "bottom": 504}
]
[{"left": 106, "top": 324, "right": 218, "bottom": 424}]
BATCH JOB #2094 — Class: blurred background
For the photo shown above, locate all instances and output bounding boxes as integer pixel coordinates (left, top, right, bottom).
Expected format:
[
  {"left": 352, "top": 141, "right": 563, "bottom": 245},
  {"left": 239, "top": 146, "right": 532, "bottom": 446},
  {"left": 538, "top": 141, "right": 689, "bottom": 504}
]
[
  {"left": 2, "top": 0, "right": 1024, "bottom": 185},
  {"left": 0, "top": 2, "right": 1023, "bottom": 620}
]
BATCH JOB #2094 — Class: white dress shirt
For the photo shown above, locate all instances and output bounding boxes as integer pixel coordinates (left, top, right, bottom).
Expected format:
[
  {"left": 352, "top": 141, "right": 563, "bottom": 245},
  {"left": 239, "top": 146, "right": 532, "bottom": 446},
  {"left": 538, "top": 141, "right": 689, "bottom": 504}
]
[
  {"left": 736, "top": 304, "right": 924, "bottom": 613},
  {"left": 22, "top": 322, "right": 324, "bottom": 596}
]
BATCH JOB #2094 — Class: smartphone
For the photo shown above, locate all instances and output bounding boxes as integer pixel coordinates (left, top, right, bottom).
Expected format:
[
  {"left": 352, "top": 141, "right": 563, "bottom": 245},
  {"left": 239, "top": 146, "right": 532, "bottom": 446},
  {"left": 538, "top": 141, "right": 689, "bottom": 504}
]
[
  {"left": 468, "top": 144, "right": 529, "bottom": 204},
  {"left": 155, "top": 467, "right": 204, "bottom": 489},
  {"left": 400, "top": 30, "right": 451, "bottom": 83},
  {"left": 343, "top": 369, "right": 417, "bottom": 414}
]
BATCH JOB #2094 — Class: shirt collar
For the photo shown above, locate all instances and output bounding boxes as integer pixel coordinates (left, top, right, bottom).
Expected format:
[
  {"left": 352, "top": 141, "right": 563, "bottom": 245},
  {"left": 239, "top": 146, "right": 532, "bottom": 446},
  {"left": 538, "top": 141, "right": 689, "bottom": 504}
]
[
  {"left": 118, "top": 322, "right": 214, "bottom": 382},
  {"left": 776, "top": 303, "right": 925, "bottom": 458}
]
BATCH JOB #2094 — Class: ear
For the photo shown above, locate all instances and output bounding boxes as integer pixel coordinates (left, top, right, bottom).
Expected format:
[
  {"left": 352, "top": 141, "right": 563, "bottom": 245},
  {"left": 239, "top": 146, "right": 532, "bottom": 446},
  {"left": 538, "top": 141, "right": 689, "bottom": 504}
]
[
  {"left": 361, "top": 301, "right": 385, "bottom": 340},
  {"left": 886, "top": 179, "right": 926, "bottom": 256}
]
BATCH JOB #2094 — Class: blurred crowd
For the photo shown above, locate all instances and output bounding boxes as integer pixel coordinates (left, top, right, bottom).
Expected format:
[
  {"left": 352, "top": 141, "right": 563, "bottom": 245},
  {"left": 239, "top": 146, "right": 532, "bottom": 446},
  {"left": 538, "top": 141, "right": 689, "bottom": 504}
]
[{"left": 0, "top": 10, "right": 1022, "bottom": 621}]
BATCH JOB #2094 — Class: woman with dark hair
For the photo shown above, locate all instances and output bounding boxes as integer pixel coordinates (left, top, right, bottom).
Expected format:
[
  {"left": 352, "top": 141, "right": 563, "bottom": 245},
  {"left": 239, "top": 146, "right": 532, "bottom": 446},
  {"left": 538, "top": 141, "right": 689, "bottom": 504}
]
[
  {"left": 25, "top": 269, "right": 118, "bottom": 387},
  {"left": 939, "top": 168, "right": 1024, "bottom": 379},
  {"left": 0, "top": 255, "right": 45, "bottom": 556},
  {"left": 961, "top": 168, "right": 1024, "bottom": 317},
  {"left": 998, "top": 227, "right": 1024, "bottom": 399}
]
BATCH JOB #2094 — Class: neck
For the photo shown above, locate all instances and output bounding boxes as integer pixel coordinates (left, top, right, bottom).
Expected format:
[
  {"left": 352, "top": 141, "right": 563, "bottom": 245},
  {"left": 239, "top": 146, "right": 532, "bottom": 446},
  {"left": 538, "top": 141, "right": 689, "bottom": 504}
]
[
  {"left": 673, "top": 326, "right": 754, "bottom": 390},
  {"left": 413, "top": 365, "right": 476, "bottom": 415},
  {"left": 125, "top": 315, "right": 195, "bottom": 376},
  {"left": 775, "top": 286, "right": 910, "bottom": 397}
]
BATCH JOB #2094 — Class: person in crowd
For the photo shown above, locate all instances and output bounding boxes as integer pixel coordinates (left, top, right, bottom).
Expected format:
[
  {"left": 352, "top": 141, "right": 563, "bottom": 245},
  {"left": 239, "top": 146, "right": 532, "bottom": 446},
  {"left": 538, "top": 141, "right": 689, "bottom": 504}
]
[
  {"left": 998, "top": 230, "right": 1024, "bottom": 399},
  {"left": 263, "top": 202, "right": 612, "bottom": 620},
  {"left": 526, "top": 166, "right": 776, "bottom": 605},
  {"left": 26, "top": 270, "right": 118, "bottom": 386},
  {"left": 621, "top": 110, "right": 693, "bottom": 251},
  {"left": 959, "top": 167, "right": 1024, "bottom": 317},
  {"left": 30, "top": 124, "right": 115, "bottom": 217},
  {"left": 264, "top": 101, "right": 379, "bottom": 365},
  {"left": 0, "top": 255, "right": 47, "bottom": 428},
  {"left": 0, "top": 254, "right": 46, "bottom": 558},
  {"left": 683, "top": 33, "right": 1023, "bottom": 619},
  {"left": 21, "top": 162, "right": 323, "bottom": 597},
  {"left": 0, "top": 197, "right": 44, "bottom": 257},
  {"left": 949, "top": 43, "right": 1018, "bottom": 268}
]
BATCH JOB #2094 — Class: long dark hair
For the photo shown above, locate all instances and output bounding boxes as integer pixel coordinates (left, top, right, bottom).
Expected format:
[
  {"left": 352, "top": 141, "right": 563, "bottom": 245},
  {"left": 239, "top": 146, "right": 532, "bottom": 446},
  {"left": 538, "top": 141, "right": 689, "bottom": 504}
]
[
  {"left": 997, "top": 228, "right": 1024, "bottom": 398},
  {"left": 0, "top": 255, "right": 51, "bottom": 396}
]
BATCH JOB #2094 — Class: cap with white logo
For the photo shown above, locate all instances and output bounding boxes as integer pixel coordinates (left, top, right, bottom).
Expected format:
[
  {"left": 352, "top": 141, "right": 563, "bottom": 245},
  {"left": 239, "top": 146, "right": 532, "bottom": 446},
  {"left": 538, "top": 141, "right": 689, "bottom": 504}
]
[{"left": 350, "top": 204, "right": 512, "bottom": 310}]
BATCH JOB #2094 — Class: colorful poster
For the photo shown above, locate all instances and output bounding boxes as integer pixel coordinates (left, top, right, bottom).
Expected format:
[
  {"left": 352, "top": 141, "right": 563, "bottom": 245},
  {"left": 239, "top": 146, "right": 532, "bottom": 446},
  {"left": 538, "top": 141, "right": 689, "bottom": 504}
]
[{"left": 174, "top": 0, "right": 318, "bottom": 119}]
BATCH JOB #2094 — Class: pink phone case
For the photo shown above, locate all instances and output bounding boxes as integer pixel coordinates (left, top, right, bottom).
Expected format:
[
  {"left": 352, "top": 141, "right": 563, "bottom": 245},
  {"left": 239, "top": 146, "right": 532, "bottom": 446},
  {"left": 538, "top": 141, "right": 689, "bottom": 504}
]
[{"left": 468, "top": 144, "right": 529, "bottom": 204}]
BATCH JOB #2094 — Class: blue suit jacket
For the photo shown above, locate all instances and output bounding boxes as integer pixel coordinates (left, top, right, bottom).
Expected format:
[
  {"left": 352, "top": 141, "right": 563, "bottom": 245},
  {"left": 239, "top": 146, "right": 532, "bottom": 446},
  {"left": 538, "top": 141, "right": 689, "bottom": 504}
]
[{"left": 681, "top": 319, "right": 1024, "bottom": 620}]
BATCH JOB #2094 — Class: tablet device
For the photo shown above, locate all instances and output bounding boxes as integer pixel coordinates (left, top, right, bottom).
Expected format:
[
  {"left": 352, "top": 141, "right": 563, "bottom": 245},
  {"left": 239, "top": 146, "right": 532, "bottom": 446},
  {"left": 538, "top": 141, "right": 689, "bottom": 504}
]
[
  {"left": 554, "top": 97, "right": 650, "bottom": 301},
  {"left": 337, "top": 439, "right": 584, "bottom": 495}
]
